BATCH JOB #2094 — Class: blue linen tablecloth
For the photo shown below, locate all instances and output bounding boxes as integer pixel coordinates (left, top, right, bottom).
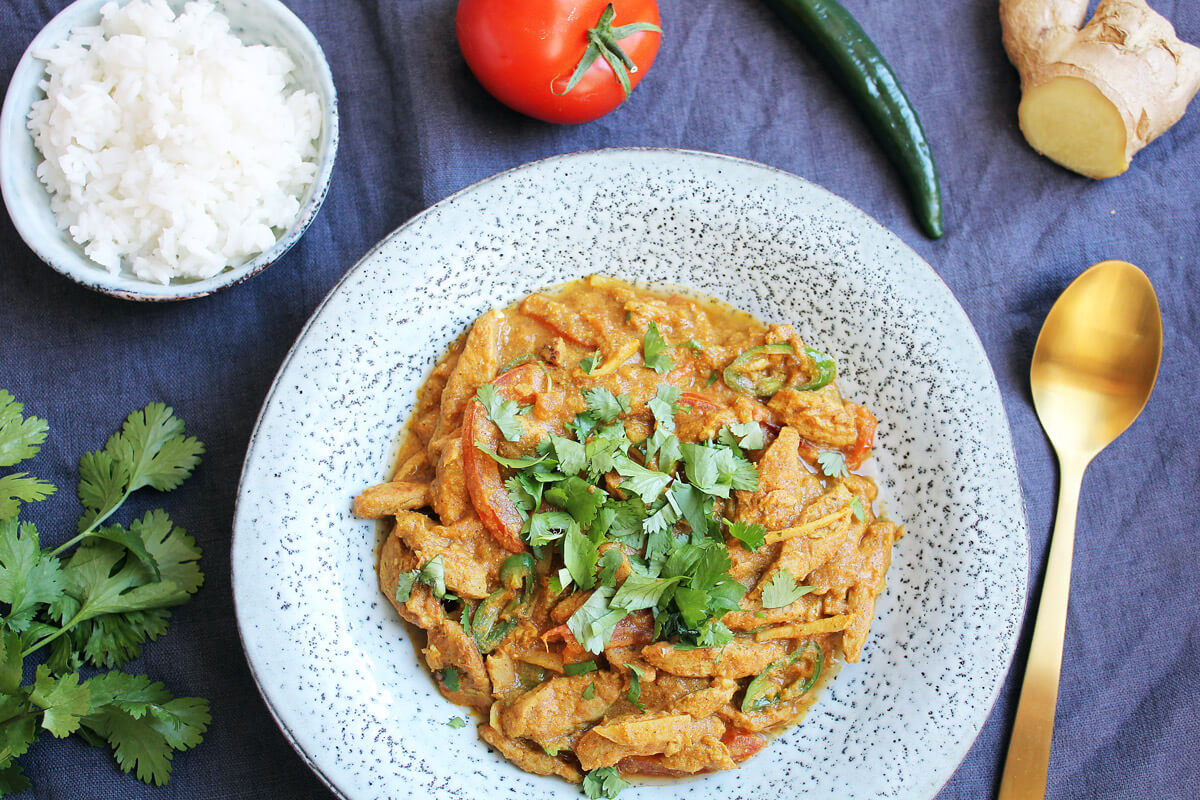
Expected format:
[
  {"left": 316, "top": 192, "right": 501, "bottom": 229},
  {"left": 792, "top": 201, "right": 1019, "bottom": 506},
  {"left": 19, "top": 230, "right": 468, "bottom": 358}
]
[{"left": 2, "top": 1, "right": 1198, "bottom": 798}]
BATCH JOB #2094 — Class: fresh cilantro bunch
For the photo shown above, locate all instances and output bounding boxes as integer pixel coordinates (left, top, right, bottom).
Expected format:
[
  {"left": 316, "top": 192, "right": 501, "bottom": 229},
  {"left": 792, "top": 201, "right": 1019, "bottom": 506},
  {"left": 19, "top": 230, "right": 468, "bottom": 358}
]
[{"left": 0, "top": 392, "right": 209, "bottom": 795}]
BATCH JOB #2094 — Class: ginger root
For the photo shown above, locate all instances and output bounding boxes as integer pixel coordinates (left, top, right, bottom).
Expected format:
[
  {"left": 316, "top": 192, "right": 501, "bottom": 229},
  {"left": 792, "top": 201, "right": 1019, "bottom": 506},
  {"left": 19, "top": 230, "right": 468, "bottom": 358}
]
[{"left": 1000, "top": 0, "right": 1200, "bottom": 178}]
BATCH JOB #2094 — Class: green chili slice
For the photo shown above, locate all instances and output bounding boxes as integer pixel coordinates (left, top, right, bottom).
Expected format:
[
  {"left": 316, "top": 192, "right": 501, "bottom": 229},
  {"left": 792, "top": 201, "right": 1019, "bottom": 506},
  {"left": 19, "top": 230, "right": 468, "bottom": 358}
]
[
  {"left": 794, "top": 347, "right": 837, "bottom": 391},
  {"left": 723, "top": 343, "right": 837, "bottom": 397},
  {"left": 472, "top": 553, "right": 538, "bottom": 652},
  {"left": 471, "top": 589, "right": 518, "bottom": 653},
  {"left": 740, "top": 641, "right": 823, "bottom": 712}
]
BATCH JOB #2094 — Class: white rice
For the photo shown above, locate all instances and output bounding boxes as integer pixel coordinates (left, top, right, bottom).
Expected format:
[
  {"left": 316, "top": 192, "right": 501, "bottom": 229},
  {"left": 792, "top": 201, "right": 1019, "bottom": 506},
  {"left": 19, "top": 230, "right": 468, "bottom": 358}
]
[{"left": 26, "top": 0, "right": 321, "bottom": 284}]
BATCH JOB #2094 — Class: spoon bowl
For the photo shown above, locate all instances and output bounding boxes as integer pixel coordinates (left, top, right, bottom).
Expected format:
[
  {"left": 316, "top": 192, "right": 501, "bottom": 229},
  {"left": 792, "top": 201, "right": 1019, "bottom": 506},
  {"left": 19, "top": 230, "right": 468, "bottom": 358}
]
[
  {"left": 1031, "top": 260, "right": 1163, "bottom": 459},
  {"left": 999, "top": 259, "right": 1162, "bottom": 800}
]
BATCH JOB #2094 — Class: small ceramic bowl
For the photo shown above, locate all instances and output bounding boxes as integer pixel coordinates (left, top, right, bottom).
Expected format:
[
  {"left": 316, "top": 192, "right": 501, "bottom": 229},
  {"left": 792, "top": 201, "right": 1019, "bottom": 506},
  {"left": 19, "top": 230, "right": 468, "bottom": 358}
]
[{"left": 0, "top": 0, "right": 339, "bottom": 301}]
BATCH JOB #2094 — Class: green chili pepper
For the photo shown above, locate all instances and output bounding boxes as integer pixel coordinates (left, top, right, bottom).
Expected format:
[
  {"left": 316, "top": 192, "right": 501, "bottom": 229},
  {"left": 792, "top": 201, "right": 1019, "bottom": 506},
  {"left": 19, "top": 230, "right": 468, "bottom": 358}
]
[
  {"left": 794, "top": 346, "right": 837, "bottom": 391},
  {"left": 471, "top": 589, "right": 518, "bottom": 653},
  {"left": 723, "top": 343, "right": 837, "bottom": 397},
  {"left": 740, "top": 641, "right": 823, "bottom": 712},
  {"left": 472, "top": 553, "right": 538, "bottom": 653},
  {"left": 760, "top": 0, "right": 944, "bottom": 239}
]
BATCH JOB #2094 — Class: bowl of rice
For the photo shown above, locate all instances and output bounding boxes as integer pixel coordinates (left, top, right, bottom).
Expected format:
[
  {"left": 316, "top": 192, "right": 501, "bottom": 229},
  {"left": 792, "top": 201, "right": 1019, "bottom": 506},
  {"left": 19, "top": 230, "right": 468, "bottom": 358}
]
[{"left": 0, "top": 0, "right": 338, "bottom": 300}]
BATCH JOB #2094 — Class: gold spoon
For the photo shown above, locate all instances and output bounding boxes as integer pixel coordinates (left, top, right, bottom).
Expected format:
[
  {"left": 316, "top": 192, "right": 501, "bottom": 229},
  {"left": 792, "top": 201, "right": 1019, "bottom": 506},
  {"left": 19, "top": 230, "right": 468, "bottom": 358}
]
[{"left": 998, "top": 260, "right": 1162, "bottom": 800}]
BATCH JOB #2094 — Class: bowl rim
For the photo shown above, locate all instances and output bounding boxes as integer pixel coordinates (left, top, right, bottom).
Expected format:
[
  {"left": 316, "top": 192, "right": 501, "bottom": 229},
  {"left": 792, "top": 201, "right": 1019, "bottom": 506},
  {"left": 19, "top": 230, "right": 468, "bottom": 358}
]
[
  {"left": 0, "top": 0, "right": 340, "bottom": 302},
  {"left": 231, "top": 146, "right": 1031, "bottom": 800}
]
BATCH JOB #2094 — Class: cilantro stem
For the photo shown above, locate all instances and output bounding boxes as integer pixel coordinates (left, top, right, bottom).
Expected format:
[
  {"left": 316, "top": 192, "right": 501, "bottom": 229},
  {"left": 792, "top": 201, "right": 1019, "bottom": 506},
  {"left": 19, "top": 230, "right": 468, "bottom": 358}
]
[
  {"left": 21, "top": 610, "right": 87, "bottom": 658},
  {"left": 48, "top": 494, "right": 128, "bottom": 558}
]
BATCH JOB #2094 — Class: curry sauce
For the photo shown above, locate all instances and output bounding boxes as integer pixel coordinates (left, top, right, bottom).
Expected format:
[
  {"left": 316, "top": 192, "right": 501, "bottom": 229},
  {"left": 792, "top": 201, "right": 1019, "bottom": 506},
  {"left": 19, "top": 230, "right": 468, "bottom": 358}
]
[{"left": 353, "top": 275, "right": 902, "bottom": 793}]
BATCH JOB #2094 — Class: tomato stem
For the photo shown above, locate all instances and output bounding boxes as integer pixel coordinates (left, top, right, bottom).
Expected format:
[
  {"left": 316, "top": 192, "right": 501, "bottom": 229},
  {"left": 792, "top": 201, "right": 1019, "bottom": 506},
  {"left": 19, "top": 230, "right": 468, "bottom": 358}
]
[{"left": 556, "top": 4, "right": 662, "bottom": 98}]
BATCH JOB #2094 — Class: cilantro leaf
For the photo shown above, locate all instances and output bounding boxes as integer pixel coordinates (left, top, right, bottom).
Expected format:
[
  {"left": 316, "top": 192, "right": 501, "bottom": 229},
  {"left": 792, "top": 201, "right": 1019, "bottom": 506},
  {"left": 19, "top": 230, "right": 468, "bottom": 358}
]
[
  {"left": 627, "top": 664, "right": 645, "bottom": 711},
  {"left": 641, "top": 502, "right": 679, "bottom": 535},
  {"left": 473, "top": 445, "right": 547, "bottom": 470},
  {"left": 678, "top": 339, "right": 704, "bottom": 351},
  {"left": 647, "top": 384, "right": 681, "bottom": 433},
  {"left": 584, "top": 766, "right": 631, "bottom": 799},
  {"left": 582, "top": 682, "right": 596, "bottom": 700},
  {"left": 611, "top": 573, "right": 682, "bottom": 611},
  {"left": 29, "top": 665, "right": 90, "bottom": 738},
  {"left": 612, "top": 454, "right": 672, "bottom": 504},
  {"left": 81, "top": 691, "right": 210, "bottom": 787},
  {"left": 566, "top": 587, "right": 626, "bottom": 654},
  {"left": 0, "top": 693, "right": 38, "bottom": 763},
  {"left": 0, "top": 520, "right": 64, "bottom": 632},
  {"left": 580, "top": 351, "right": 601, "bottom": 375},
  {"left": 726, "top": 519, "right": 767, "bottom": 551},
  {"left": 549, "top": 435, "right": 587, "bottom": 476},
  {"left": 817, "top": 451, "right": 849, "bottom": 479},
  {"left": 669, "top": 483, "right": 709, "bottom": 541},
  {"left": 0, "top": 761, "right": 31, "bottom": 794},
  {"left": 0, "top": 392, "right": 49, "bottom": 467},
  {"left": 761, "top": 569, "right": 816, "bottom": 609},
  {"left": 563, "top": 525, "right": 599, "bottom": 591},
  {"left": 475, "top": 384, "right": 527, "bottom": 443},
  {"left": 596, "top": 548, "right": 624, "bottom": 587},
  {"left": 526, "top": 512, "right": 577, "bottom": 547},
  {"left": 393, "top": 555, "right": 448, "bottom": 603},
  {"left": 584, "top": 388, "right": 631, "bottom": 422},
  {"left": 723, "top": 421, "right": 765, "bottom": 451},
  {"left": 505, "top": 473, "right": 543, "bottom": 518},
  {"left": 0, "top": 475, "right": 56, "bottom": 521},
  {"left": 601, "top": 500, "right": 648, "bottom": 548},
  {"left": 641, "top": 322, "right": 675, "bottom": 374},
  {"left": 440, "top": 667, "right": 460, "bottom": 692},
  {"left": 446, "top": 716, "right": 467, "bottom": 728},
  {"left": 850, "top": 497, "right": 867, "bottom": 522},
  {"left": 585, "top": 435, "right": 625, "bottom": 482},
  {"left": 110, "top": 404, "right": 205, "bottom": 494}
]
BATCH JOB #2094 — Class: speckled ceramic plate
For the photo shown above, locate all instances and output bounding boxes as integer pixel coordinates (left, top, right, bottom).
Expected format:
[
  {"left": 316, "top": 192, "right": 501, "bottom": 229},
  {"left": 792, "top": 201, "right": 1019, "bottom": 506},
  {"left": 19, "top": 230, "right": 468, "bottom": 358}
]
[{"left": 233, "top": 148, "right": 1028, "bottom": 800}]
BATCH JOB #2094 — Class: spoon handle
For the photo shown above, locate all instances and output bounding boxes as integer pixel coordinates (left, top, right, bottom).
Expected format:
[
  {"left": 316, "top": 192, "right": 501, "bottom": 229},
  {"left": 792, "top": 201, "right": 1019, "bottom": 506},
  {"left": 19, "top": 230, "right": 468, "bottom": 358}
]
[{"left": 997, "top": 458, "right": 1086, "bottom": 800}]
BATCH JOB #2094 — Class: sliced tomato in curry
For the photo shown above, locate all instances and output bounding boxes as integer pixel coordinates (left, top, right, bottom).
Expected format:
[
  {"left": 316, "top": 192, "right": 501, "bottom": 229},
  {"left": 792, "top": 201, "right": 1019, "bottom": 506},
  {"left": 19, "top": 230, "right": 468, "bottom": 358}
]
[{"left": 462, "top": 363, "right": 548, "bottom": 553}]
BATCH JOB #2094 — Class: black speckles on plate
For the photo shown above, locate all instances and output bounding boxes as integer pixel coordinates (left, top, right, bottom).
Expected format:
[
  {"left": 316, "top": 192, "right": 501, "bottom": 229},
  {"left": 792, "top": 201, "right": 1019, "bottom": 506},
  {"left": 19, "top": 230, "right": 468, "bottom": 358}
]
[{"left": 231, "top": 148, "right": 1029, "bottom": 800}]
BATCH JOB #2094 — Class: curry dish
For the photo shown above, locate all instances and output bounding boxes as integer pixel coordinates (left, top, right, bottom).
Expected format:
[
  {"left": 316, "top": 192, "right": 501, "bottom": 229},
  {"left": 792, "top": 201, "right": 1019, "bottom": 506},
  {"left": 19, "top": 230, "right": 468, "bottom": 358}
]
[{"left": 353, "top": 276, "right": 902, "bottom": 796}]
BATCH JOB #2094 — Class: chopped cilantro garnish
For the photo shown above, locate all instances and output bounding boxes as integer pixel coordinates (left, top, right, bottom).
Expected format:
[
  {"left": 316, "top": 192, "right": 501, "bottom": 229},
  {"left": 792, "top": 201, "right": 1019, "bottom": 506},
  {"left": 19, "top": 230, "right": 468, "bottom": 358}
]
[
  {"left": 473, "top": 444, "right": 547, "bottom": 469},
  {"left": 723, "top": 421, "right": 765, "bottom": 451},
  {"left": 549, "top": 434, "right": 587, "bottom": 476},
  {"left": 641, "top": 322, "right": 675, "bottom": 374},
  {"left": 726, "top": 518, "right": 768, "bottom": 551},
  {"left": 583, "top": 766, "right": 630, "bottom": 799},
  {"left": 563, "top": 524, "right": 599, "bottom": 590},
  {"left": 394, "top": 555, "right": 447, "bottom": 603},
  {"left": 440, "top": 667, "right": 460, "bottom": 692},
  {"left": 850, "top": 497, "right": 867, "bottom": 522},
  {"left": 596, "top": 548, "right": 624, "bottom": 587},
  {"left": 564, "top": 660, "right": 599, "bottom": 676},
  {"left": 526, "top": 511, "right": 577, "bottom": 547},
  {"left": 761, "top": 569, "right": 816, "bottom": 608},
  {"left": 627, "top": 665, "right": 646, "bottom": 711},
  {"left": 580, "top": 350, "right": 601, "bottom": 374},
  {"left": 566, "top": 587, "right": 626, "bottom": 654},
  {"left": 475, "top": 383, "right": 528, "bottom": 442},
  {"left": 705, "top": 371, "right": 720, "bottom": 387},
  {"left": 611, "top": 573, "right": 682, "bottom": 611},
  {"left": 446, "top": 716, "right": 467, "bottom": 728},
  {"left": 647, "top": 384, "right": 680, "bottom": 432},
  {"left": 678, "top": 339, "right": 704, "bottom": 351},
  {"left": 584, "top": 387, "right": 631, "bottom": 422},
  {"left": 582, "top": 682, "right": 596, "bottom": 700},
  {"left": 817, "top": 450, "right": 849, "bottom": 479},
  {"left": 613, "top": 454, "right": 672, "bottom": 504}
]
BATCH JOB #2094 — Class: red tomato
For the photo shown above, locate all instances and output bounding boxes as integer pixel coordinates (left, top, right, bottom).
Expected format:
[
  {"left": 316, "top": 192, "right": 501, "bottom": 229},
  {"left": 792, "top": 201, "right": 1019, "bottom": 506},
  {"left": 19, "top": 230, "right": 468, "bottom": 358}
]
[
  {"left": 461, "top": 363, "right": 548, "bottom": 552},
  {"left": 456, "top": 0, "right": 662, "bottom": 124}
]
